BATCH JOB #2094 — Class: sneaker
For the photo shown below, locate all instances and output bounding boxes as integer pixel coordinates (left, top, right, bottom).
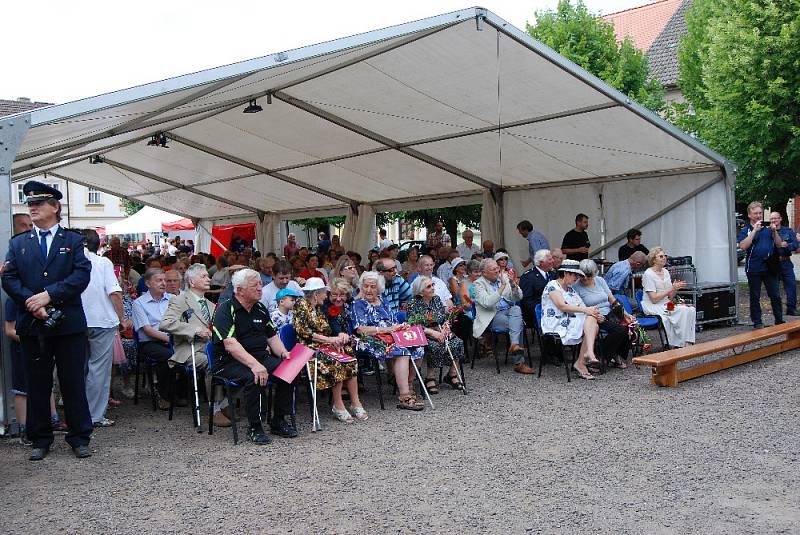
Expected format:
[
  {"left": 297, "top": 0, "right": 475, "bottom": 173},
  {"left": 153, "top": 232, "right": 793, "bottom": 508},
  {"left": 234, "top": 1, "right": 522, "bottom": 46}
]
[
  {"left": 787, "top": 309, "right": 799, "bottom": 316},
  {"left": 93, "top": 418, "right": 115, "bottom": 428},
  {"left": 247, "top": 425, "right": 272, "bottom": 445},
  {"left": 270, "top": 417, "right": 298, "bottom": 438}
]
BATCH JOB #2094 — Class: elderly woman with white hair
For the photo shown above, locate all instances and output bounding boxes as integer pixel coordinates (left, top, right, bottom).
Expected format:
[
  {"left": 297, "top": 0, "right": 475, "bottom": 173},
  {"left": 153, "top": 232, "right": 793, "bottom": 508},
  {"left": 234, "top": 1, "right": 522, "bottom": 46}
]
[
  {"left": 407, "top": 276, "right": 465, "bottom": 392},
  {"left": 573, "top": 259, "right": 633, "bottom": 368},
  {"left": 540, "top": 259, "right": 605, "bottom": 380},
  {"left": 293, "top": 277, "right": 366, "bottom": 423},
  {"left": 352, "top": 271, "right": 425, "bottom": 411}
]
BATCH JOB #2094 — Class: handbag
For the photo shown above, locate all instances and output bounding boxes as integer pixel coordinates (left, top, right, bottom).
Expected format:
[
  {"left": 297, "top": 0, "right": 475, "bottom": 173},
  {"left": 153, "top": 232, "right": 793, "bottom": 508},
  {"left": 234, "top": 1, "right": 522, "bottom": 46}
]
[{"left": 112, "top": 332, "right": 127, "bottom": 365}]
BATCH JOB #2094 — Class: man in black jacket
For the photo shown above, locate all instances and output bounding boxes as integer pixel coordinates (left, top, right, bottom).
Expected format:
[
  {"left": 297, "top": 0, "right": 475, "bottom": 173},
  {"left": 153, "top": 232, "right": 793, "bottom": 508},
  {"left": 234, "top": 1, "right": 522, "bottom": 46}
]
[{"left": 519, "top": 249, "right": 555, "bottom": 327}]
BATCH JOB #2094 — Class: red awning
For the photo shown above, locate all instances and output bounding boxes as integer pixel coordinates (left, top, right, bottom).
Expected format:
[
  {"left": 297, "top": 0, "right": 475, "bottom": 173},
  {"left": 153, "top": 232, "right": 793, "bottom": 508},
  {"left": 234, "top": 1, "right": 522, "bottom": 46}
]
[
  {"left": 210, "top": 223, "right": 255, "bottom": 257},
  {"left": 162, "top": 218, "right": 194, "bottom": 231}
]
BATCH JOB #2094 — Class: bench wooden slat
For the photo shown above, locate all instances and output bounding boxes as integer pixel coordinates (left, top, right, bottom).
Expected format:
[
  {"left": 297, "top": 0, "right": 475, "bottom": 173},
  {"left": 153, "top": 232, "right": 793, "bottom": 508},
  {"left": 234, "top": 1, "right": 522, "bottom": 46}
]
[
  {"left": 631, "top": 320, "right": 800, "bottom": 387},
  {"left": 632, "top": 320, "right": 800, "bottom": 367}
]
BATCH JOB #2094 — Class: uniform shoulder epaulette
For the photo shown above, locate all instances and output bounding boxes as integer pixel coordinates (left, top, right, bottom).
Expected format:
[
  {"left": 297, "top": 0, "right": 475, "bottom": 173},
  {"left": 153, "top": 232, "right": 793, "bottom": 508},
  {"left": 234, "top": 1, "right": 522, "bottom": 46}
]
[
  {"left": 10, "top": 230, "right": 32, "bottom": 239},
  {"left": 63, "top": 228, "right": 85, "bottom": 236}
]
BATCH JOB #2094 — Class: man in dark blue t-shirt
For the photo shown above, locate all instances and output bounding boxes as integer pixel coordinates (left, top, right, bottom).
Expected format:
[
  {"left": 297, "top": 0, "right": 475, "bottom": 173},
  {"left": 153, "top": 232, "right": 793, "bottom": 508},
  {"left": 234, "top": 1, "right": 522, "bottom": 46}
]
[{"left": 737, "top": 201, "right": 784, "bottom": 328}]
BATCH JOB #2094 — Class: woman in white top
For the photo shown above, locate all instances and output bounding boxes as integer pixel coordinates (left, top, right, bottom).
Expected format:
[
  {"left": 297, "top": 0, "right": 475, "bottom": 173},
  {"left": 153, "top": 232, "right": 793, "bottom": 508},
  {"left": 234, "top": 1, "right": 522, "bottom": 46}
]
[
  {"left": 540, "top": 259, "right": 605, "bottom": 379},
  {"left": 641, "top": 247, "right": 696, "bottom": 347}
]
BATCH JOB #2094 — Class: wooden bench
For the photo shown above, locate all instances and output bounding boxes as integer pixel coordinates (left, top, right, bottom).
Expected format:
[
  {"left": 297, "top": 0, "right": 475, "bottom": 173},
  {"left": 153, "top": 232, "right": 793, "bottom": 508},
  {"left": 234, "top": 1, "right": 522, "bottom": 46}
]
[{"left": 631, "top": 320, "right": 800, "bottom": 387}]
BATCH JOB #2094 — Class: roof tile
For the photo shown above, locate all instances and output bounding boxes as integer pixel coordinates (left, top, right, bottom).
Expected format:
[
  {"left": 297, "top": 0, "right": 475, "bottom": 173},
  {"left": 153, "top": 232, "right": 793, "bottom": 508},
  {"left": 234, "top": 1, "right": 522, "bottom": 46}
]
[{"left": 602, "top": 0, "right": 683, "bottom": 52}]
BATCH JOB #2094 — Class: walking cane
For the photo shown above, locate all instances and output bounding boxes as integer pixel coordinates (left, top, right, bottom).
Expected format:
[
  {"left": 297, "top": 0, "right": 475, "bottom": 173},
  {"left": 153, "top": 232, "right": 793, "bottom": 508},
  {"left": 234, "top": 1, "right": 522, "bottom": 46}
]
[
  {"left": 410, "top": 354, "right": 434, "bottom": 409},
  {"left": 445, "top": 336, "right": 468, "bottom": 396},
  {"left": 305, "top": 360, "right": 321, "bottom": 432},
  {"left": 182, "top": 308, "right": 202, "bottom": 432}
]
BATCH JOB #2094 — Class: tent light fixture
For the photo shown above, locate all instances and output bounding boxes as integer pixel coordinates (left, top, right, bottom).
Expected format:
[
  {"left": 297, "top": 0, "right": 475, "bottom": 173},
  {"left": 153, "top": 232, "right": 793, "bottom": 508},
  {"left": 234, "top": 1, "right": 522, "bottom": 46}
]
[
  {"left": 243, "top": 99, "right": 263, "bottom": 113},
  {"left": 89, "top": 155, "right": 105, "bottom": 164},
  {"left": 267, "top": 92, "right": 272, "bottom": 105},
  {"left": 147, "top": 133, "right": 169, "bottom": 148}
]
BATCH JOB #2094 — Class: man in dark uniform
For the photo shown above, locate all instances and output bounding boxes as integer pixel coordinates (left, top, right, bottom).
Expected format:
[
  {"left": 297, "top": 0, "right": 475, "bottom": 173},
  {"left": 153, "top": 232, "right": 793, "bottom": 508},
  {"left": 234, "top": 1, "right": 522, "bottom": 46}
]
[
  {"left": 2, "top": 181, "right": 93, "bottom": 461},
  {"left": 212, "top": 268, "right": 296, "bottom": 445},
  {"left": 519, "top": 248, "right": 555, "bottom": 327}
]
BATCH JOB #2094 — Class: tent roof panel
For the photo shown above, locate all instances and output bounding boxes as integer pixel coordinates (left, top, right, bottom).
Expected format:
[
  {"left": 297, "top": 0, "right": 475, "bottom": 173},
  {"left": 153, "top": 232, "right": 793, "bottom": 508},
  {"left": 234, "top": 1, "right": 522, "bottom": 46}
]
[
  {"left": 195, "top": 174, "right": 337, "bottom": 212},
  {"left": 135, "top": 190, "right": 247, "bottom": 219}
]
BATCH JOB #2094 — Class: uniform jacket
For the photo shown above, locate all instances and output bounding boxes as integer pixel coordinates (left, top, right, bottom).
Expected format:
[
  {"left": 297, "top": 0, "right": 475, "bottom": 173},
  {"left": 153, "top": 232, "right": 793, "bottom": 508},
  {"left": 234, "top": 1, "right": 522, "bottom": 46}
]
[
  {"left": 519, "top": 267, "right": 554, "bottom": 324},
  {"left": 472, "top": 274, "right": 523, "bottom": 338},
  {"left": 2, "top": 226, "right": 91, "bottom": 336},
  {"left": 159, "top": 290, "right": 216, "bottom": 366}
]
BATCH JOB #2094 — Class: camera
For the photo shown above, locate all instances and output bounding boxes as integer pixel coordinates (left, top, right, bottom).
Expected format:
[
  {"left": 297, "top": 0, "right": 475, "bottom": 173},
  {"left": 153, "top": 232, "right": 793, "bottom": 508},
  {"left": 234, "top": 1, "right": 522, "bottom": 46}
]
[{"left": 42, "top": 306, "right": 64, "bottom": 330}]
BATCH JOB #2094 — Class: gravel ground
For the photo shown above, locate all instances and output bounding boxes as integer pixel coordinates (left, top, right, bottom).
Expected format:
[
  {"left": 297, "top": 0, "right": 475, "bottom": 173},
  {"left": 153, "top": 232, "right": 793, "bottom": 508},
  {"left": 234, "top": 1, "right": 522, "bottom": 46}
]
[{"left": 1, "top": 296, "right": 798, "bottom": 534}]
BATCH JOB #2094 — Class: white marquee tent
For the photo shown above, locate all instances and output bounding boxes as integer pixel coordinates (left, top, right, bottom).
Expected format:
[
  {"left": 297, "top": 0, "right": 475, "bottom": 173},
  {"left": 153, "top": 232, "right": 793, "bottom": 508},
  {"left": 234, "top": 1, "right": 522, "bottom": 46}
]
[
  {"left": 103, "top": 205, "right": 186, "bottom": 235},
  {"left": 0, "top": 7, "right": 737, "bottom": 430}
]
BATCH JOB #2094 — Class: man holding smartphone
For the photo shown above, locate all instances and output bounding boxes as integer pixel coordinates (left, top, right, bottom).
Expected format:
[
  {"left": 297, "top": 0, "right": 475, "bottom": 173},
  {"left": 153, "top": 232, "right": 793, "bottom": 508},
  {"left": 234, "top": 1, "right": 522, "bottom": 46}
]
[{"left": 737, "top": 201, "right": 784, "bottom": 328}]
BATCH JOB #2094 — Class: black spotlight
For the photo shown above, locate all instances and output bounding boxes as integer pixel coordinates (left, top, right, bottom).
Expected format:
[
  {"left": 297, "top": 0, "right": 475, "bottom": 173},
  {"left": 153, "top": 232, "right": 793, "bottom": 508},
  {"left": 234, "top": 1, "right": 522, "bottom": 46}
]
[
  {"left": 147, "top": 133, "right": 169, "bottom": 148},
  {"left": 243, "top": 99, "right": 263, "bottom": 113},
  {"left": 89, "top": 155, "right": 104, "bottom": 164}
]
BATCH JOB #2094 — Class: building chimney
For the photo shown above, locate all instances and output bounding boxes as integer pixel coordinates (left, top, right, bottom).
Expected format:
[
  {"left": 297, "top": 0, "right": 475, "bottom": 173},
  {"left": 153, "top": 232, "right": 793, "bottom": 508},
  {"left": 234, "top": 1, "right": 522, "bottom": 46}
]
[{"left": 17, "top": 97, "right": 31, "bottom": 103}]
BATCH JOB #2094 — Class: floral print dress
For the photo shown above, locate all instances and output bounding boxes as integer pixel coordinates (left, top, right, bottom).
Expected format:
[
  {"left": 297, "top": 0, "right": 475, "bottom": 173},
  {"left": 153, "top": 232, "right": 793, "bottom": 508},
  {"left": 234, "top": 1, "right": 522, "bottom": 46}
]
[
  {"left": 293, "top": 298, "right": 357, "bottom": 390},
  {"left": 406, "top": 295, "right": 464, "bottom": 368},
  {"left": 351, "top": 298, "right": 424, "bottom": 361},
  {"left": 540, "top": 281, "right": 587, "bottom": 346}
]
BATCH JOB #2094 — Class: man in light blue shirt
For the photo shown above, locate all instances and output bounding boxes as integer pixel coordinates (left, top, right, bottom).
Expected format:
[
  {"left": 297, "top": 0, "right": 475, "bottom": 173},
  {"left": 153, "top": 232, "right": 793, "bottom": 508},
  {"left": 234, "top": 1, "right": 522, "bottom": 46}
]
[
  {"left": 603, "top": 251, "right": 647, "bottom": 294},
  {"left": 516, "top": 220, "right": 550, "bottom": 270},
  {"left": 132, "top": 268, "right": 174, "bottom": 406}
]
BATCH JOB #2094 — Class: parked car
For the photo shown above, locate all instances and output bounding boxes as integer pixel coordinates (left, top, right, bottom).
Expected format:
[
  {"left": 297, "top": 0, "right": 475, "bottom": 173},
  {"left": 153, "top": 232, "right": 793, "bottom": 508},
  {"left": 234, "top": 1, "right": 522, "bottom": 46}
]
[{"left": 397, "top": 240, "right": 428, "bottom": 262}]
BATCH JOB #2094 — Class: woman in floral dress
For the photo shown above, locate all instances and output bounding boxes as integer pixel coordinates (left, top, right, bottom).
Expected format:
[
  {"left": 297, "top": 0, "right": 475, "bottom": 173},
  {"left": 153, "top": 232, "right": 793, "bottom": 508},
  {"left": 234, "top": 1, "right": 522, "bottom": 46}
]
[
  {"left": 406, "top": 276, "right": 464, "bottom": 393},
  {"left": 293, "top": 277, "right": 366, "bottom": 423}
]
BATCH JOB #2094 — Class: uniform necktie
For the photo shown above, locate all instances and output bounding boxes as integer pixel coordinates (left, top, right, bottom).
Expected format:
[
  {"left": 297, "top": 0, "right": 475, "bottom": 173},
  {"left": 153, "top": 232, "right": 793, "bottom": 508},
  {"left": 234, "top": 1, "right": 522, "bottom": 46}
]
[
  {"left": 198, "top": 298, "right": 211, "bottom": 324},
  {"left": 39, "top": 230, "right": 50, "bottom": 260}
]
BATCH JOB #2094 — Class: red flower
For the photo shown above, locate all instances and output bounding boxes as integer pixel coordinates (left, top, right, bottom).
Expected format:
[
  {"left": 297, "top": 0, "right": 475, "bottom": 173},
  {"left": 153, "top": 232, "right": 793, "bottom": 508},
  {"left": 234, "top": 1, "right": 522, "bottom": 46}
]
[
  {"left": 666, "top": 301, "right": 675, "bottom": 312},
  {"left": 327, "top": 305, "right": 341, "bottom": 317}
]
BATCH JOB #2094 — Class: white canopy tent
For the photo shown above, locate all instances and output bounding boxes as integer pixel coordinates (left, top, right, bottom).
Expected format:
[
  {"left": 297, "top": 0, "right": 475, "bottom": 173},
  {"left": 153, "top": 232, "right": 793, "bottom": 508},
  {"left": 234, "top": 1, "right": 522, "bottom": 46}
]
[
  {"left": 0, "top": 7, "right": 737, "bottom": 432},
  {"left": 103, "top": 205, "right": 186, "bottom": 235}
]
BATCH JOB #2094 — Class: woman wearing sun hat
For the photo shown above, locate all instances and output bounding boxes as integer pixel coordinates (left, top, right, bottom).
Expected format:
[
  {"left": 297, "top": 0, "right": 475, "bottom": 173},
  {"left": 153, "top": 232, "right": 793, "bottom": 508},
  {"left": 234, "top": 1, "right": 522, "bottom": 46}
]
[{"left": 540, "top": 259, "right": 605, "bottom": 379}]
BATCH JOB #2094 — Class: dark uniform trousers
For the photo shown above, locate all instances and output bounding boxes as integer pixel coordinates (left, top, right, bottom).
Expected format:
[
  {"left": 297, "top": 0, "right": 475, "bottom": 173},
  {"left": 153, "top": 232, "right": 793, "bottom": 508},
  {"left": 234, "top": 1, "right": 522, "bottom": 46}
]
[
  {"left": 216, "top": 354, "right": 293, "bottom": 425},
  {"left": 21, "top": 333, "right": 92, "bottom": 449}
]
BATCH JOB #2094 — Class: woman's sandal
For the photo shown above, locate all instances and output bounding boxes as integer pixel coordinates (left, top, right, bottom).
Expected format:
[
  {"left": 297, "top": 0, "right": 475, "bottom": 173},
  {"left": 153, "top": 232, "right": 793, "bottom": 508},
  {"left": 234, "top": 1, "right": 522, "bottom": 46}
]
[
  {"left": 332, "top": 406, "right": 354, "bottom": 423},
  {"left": 443, "top": 375, "right": 464, "bottom": 390},
  {"left": 572, "top": 365, "right": 595, "bottom": 380},
  {"left": 397, "top": 395, "right": 425, "bottom": 411},
  {"left": 424, "top": 379, "right": 439, "bottom": 394},
  {"left": 351, "top": 406, "right": 369, "bottom": 421}
]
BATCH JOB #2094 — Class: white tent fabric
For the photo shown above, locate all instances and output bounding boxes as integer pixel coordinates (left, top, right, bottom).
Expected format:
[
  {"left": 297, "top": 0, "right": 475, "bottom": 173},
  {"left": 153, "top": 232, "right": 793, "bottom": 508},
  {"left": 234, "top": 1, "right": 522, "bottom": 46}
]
[
  {"left": 103, "top": 205, "right": 185, "bottom": 235},
  {"left": 256, "top": 213, "right": 282, "bottom": 256},
  {"left": 480, "top": 189, "right": 503, "bottom": 249},
  {"left": 1, "top": 7, "right": 736, "bottom": 283}
]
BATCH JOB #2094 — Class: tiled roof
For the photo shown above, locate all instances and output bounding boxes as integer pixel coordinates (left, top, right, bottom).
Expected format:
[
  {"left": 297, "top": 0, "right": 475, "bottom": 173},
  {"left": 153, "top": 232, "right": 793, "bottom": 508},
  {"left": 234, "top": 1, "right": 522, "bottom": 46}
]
[
  {"left": 602, "top": 0, "right": 683, "bottom": 52},
  {"left": 0, "top": 98, "right": 52, "bottom": 118},
  {"left": 646, "top": 0, "right": 691, "bottom": 87}
]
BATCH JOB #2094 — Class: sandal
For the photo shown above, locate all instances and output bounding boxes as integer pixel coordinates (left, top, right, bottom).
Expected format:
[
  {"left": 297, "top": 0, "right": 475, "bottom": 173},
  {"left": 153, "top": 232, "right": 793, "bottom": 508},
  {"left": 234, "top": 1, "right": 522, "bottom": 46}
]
[
  {"left": 572, "top": 365, "right": 595, "bottom": 380},
  {"left": 424, "top": 379, "right": 439, "bottom": 394},
  {"left": 351, "top": 406, "right": 369, "bottom": 421},
  {"left": 443, "top": 375, "right": 464, "bottom": 390},
  {"left": 331, "top": 406, "right": 354, "bottom": 423},
  {"left": 107, "top": 397, "right": 122, "bottom": 407},
  {"left": 397, "top": 395, "right": 425, "bottom": 411}
]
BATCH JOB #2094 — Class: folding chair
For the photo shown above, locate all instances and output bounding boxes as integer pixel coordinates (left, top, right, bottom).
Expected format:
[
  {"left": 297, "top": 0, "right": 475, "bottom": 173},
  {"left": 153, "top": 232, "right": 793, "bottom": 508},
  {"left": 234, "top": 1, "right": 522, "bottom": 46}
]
[
  {"left": 534, "top": 304, "right": 578, "bottom": 382},
  {"left": 632, "top": 291, "right": 668, "bottom": 350},
  {"left": 132, "top": 330, "right": 166, "bottom": 411}
]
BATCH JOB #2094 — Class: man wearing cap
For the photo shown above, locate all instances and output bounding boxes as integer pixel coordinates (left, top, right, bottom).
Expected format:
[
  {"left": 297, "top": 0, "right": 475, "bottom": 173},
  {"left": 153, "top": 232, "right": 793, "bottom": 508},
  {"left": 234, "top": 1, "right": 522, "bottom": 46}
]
[{"left": 2, "top": 181, "right": 93, "bottom": 461}]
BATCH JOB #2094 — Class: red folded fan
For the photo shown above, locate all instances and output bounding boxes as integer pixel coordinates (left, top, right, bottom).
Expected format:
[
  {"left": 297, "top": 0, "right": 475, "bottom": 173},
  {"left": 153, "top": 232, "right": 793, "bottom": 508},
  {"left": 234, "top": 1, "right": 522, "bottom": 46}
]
[
  {"left": 391, "top": 325, "right": 428, "bottom": 348},
  {"left": 272, "top": 344, "right": 315, "bottom": 383}
]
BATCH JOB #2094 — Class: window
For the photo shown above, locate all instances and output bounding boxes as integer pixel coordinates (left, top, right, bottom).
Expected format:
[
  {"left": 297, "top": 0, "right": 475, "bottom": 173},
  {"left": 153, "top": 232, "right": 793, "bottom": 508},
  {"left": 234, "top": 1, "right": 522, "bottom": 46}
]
[
  {"left": 48, "top": 182, "right": 60, "bottom": 192},
  {"left": 88, "top": 188, "right": 101, "bottom": 204},
  {"left": 16, "top": 184, "right": 25, "bottom": 204}
]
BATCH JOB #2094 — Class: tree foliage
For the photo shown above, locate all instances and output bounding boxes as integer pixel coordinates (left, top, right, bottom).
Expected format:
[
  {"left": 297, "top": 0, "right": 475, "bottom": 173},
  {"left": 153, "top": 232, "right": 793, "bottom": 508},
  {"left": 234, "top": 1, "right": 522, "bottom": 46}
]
[
  {"left": 527, "top": 0, "right": 665, "bottom": 112},
  {"left": 120, "top": 198, "right": 144, "bottom": 216},
  {"left": 674, "top": 0, "right": 800, "bottom": 211}
]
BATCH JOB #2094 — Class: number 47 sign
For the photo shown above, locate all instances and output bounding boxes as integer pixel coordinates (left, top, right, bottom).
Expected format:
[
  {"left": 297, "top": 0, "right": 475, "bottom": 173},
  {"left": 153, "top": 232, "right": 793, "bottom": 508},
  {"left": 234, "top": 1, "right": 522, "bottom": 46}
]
[{"left": 391, "top": 325, "right": 428, "bottom": 348}]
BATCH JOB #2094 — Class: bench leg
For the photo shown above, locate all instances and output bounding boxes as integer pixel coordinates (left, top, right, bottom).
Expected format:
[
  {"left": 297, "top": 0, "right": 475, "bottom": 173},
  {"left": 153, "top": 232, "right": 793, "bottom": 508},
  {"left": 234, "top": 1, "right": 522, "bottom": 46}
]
[{"left": 651, "top": 363, "right": 678, "bottom": 387}]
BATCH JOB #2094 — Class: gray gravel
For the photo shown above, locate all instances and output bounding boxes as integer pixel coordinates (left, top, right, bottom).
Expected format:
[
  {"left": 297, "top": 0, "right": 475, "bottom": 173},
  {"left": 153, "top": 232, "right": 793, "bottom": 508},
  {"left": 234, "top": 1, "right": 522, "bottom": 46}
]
[{"left": 1, "top": 304, "right": 798, "bottom": 534}]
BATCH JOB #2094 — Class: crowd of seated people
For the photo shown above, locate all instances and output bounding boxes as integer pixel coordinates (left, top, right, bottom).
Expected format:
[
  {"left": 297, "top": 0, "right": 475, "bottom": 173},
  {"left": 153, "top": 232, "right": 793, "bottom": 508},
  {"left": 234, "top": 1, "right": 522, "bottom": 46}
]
[{"left": 35, "top": 218, "right": 701, "bottom": 452}]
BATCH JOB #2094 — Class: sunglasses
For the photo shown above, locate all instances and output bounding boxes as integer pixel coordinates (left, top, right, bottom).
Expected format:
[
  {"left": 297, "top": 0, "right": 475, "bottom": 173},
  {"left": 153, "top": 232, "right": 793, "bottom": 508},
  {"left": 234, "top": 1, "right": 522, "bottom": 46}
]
[
  {"left": 425, "top": 283, "right": 435, "bottom": 289},
  {"left": 378, "top": 267, "right": 397, "bottom": 272}
]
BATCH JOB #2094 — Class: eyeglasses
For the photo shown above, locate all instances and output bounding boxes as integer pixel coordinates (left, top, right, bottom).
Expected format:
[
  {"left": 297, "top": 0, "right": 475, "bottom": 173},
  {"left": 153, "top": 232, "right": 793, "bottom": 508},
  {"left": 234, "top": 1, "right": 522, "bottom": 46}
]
[
  {"left": 343, "top": 265, "right": 355, "bottom": 270},
  {"left": 425, "top": 284, "right": 435, "bottom": 289},
  {"left": 378, "top": 267, "right": 396, "bottom": 272}
]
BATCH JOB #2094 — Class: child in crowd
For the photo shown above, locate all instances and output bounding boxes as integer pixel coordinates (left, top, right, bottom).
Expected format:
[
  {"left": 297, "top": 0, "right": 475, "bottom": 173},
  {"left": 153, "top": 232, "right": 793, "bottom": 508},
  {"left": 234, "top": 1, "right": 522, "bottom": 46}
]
[{"left": 271, "top": 287, "right": 303, "bottom": 330}]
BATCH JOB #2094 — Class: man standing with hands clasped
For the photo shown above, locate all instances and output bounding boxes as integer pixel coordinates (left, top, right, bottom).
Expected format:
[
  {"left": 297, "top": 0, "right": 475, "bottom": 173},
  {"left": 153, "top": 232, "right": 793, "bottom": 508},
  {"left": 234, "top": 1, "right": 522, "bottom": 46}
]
[
  {"left": 2, "top": 181, "right": 93, "bottom": 461},
  {"left": 738, "top": 201, "right": 784, "bottom": 328}
]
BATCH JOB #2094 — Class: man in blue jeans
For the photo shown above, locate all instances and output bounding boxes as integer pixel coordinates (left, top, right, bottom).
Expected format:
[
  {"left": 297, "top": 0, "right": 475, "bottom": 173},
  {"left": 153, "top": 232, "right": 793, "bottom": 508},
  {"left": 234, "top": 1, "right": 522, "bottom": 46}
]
[{"left": 737, "top": 201, "right": 784, "bottom": 328}]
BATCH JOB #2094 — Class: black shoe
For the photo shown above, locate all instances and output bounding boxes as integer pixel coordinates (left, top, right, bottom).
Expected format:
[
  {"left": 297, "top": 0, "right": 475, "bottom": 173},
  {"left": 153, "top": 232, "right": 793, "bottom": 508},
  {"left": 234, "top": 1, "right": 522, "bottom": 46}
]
[
  {"left": 270, "top": 417, "right": 298, "bottom": 438},
  {"left": 786, "top": 309, "right": 798, "bottom": 316},
  {"left": 72, "top": 445, "right": 92, "bottom": 459},
  {"left": 29, "top": 447, "right": 49, "bottom": 461},
  {"left": 247, "top": 425, "right": 272, "bottom": 445},
  {"left": 753, "top": 323, "right": 764, "bottom": 329}
]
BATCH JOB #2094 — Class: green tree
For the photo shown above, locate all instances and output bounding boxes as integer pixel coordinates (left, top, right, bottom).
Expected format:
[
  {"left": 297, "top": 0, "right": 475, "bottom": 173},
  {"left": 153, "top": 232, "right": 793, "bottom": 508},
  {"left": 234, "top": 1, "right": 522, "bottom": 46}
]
[
  {"left": 120, "top": 198, "right": 144, "bottom": 216},
  {"left": 675, "top": 0, "right": 800, "bottom": 214},
  {"left": 527, "top": 0, "right": 665, "bottom": 112},
  {"left": 379, "top": 206, "right": 482, "bottom": 243}
]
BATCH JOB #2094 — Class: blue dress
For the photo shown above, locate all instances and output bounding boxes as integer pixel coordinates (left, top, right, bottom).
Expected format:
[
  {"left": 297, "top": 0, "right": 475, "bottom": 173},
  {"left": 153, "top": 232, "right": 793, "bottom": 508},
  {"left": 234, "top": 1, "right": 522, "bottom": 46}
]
[{"left": 351, "top": 298, "right": 423, "bottom": 361}]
